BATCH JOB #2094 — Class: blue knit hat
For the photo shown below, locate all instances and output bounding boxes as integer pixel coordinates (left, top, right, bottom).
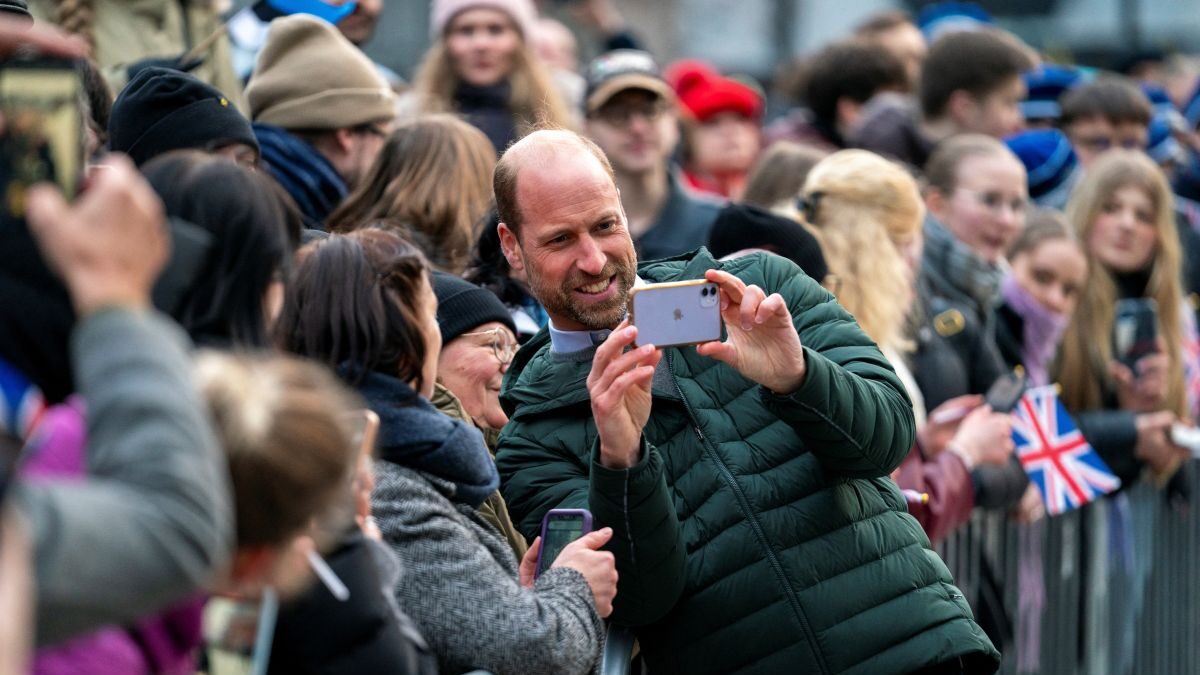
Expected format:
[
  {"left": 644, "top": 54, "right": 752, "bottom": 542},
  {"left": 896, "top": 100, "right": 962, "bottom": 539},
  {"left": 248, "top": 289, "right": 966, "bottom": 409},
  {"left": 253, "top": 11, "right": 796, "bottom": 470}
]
[
  {"left": 1141, "top": 83, "right": 1185, "bottom": 130},
  {"left": 1183, "top": 78, "right": 1200, "bottom": 130},
  {"left": 917, "top": 1, "right": 991, "bottom": 43},
  {"left": 1021, "top": 65, "right": 1084, "bottom": 122},
  {"left": 1147, "top": 112, "right": 1186, "bottom": 167},
  {"left": 1005, "top": 129, "right": 1080, "bottom": 211}
]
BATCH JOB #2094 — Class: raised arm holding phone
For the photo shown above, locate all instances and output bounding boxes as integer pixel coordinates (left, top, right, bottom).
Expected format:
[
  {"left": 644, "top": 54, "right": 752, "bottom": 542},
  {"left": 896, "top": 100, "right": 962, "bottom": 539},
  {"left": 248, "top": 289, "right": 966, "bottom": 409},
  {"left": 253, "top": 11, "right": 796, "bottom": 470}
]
[{"left": 495, "top": 130, "right": 999, "bottom": 675}]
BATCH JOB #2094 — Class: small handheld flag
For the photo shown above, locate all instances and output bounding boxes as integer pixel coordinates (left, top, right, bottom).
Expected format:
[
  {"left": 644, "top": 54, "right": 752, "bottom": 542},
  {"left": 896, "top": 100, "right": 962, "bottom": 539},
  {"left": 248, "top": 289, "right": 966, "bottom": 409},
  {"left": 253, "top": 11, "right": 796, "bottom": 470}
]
[{"left": 1011, "top": 385, "right": 1121, "bottom": 516}]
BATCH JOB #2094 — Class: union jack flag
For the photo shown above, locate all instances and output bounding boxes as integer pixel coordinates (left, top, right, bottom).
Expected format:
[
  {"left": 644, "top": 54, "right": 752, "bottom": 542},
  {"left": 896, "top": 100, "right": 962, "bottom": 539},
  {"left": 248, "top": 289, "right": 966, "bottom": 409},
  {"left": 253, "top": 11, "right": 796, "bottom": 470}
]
[{"left": 1012, "top": 385, "right": 1121, "bottom": 516}]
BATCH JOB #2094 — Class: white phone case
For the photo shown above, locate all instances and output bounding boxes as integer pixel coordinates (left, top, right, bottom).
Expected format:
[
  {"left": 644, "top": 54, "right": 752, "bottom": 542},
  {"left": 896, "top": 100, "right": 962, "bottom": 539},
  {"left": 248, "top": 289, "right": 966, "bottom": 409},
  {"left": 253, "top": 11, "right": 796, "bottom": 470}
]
[{"left": 629, "top": 280, "right": 723, "bottom": 347}]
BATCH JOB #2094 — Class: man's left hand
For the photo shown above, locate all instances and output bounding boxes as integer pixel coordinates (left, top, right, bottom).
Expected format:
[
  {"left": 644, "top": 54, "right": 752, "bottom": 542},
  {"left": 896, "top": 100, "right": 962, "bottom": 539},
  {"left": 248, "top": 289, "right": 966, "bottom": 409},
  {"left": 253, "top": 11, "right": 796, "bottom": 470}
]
[{"left": 696, "top": 269, "right": 806, "bottom": 395}]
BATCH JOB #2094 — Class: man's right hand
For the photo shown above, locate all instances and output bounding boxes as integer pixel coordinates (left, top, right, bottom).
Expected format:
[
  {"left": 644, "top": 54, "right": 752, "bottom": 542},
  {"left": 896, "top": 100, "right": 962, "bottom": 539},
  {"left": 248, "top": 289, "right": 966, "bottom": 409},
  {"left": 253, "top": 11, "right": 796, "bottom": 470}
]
[
  {"left": 588, "top": 320, "right": 660, "bottom": 469},
  {"left": 551, "top": 528, "right": 618, "bottom": 618}
]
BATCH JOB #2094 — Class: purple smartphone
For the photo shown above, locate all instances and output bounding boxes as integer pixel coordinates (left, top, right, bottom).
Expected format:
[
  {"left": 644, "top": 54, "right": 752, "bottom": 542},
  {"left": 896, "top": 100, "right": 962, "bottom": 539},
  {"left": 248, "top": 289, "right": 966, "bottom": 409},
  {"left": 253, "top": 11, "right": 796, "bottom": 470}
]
[{"left": 534, "top": 509, "right": 593, "bottom": 578}]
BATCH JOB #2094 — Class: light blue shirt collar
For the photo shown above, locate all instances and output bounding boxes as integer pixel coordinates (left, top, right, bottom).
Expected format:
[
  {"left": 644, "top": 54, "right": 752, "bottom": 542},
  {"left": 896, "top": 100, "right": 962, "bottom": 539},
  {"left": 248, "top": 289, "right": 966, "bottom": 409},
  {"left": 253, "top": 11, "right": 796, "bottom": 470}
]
[{"left": 548, "top": 276, "right": 646, "bottom": 353}]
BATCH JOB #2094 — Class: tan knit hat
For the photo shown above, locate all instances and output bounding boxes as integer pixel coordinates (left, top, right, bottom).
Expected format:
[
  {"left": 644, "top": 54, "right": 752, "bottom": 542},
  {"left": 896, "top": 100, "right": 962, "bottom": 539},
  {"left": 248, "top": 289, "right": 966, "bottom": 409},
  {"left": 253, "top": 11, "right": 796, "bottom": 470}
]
[{"left": 246, "top": 15, "right": 395, "bottom": 130}]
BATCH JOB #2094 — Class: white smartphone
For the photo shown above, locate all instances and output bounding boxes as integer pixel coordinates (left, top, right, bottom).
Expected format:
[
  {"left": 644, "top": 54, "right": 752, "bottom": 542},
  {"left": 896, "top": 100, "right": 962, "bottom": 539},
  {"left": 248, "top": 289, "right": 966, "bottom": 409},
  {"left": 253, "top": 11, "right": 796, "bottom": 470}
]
[{"left": 628, "top": 279, "right": 723, "bottom": 348}]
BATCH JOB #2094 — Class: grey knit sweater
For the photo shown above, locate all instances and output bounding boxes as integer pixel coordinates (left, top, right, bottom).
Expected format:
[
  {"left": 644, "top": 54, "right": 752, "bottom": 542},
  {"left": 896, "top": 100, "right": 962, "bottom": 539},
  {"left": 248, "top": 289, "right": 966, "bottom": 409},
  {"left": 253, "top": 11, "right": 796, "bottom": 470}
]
[{"left": 372, "top": 460, "right": 603, "bottom": 675}]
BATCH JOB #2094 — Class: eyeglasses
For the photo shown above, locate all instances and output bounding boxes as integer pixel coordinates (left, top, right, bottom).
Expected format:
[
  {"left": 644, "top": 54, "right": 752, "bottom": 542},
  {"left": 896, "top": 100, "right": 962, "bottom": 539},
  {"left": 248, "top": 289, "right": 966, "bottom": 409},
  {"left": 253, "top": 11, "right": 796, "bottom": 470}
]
[
  {"left": 591, "top": 99, "right": 670, "bottom": 127},
  {"left": 352, "top": 122, "right": 390, "bottom": 139},
  {"left": 1071, "top": 134, "right": 1145, "bottom": 153},
  {"left": 956, "top": 188, "right": 1028, "bottom": 216},
  {"left": 461, "top": 328, "right": 518, "bottom": 366}
]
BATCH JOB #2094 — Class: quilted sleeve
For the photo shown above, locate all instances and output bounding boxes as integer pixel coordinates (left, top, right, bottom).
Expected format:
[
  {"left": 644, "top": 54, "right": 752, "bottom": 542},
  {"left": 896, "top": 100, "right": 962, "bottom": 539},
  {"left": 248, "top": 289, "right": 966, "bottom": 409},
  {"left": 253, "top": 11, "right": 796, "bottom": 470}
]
[
  {"left": 746, "top": 254, "right": 917, "bottom": 477},
  {"left": 496, "top": 421, "right": 686, "bottom": 626}
]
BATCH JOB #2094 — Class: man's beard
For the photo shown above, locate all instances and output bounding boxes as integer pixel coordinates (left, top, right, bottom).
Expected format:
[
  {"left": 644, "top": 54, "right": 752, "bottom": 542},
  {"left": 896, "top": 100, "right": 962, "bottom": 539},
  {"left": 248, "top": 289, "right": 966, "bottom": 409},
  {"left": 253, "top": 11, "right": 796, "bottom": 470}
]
[{"left": 528, "top": 258, "right": 637, "bottom": 330}]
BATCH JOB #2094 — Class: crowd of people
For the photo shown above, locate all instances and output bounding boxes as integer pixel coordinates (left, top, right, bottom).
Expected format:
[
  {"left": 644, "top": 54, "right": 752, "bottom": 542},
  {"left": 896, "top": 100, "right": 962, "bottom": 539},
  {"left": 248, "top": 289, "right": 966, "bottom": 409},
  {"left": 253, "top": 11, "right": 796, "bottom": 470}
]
[{"left": 2, "top": 0, "right": 1200, "bottom": 673}]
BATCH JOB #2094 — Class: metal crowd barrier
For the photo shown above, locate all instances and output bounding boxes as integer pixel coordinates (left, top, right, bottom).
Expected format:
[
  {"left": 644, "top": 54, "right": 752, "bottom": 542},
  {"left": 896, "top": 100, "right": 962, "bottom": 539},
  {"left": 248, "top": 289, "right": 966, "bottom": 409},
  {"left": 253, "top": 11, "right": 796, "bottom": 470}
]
[{"left": 937, "top": 462, "right": 1200, "bottom": 674}]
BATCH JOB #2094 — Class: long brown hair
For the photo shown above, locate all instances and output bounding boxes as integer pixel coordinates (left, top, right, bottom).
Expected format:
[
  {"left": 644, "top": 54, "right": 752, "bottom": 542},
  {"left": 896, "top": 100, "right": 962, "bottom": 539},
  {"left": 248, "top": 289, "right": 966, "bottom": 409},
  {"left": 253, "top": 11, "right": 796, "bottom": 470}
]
[
  {"left": 327, "top": 115, "right": 496, "bottom": 274},
  {"left": 276, "top": 230, "right": 433, "bottom": 391},
  {"left": 1057, "top": 151, "right": 1188, "bottom": 417},
  {"left": 410, "top": 36, "right": 573, "bottom": 138}
]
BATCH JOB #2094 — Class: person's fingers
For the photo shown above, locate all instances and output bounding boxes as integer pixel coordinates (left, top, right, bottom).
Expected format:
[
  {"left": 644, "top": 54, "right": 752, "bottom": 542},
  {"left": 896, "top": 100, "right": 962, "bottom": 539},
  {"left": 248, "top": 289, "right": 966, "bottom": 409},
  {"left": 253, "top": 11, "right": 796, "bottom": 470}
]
[
  {"left": 588, "top": 321, "right": 636, "bottom": 387},
  {"left": 738, "top": 284, "right": 766, "bottom": 331},
  {"left": 1139, "top": 410, "right": 1177, "bottom": 431},
  {"left": 0, "top": 17, "right": 88, "bottom": 58},
  {"left": 1109, "top": 361, "right": 1135, "bottom": 389},
  {"left": 518, "top": 537, "right": 542, "bottom": 588},
  {"left": 598, "top": 365, "right": 656, "bottom": 407},
  {"left": 591, "top": 343, "right": 657, "bottom": 395},
  {"left": 572, "top": 527, "right": 614, "bottom": 551},
  {"left": 705, "top": 269, "right": 747, "bottom": 308},
  {"left": 25, "top": 184, "right": 70, "bottom": 239},
  {"left": 755, "top": 293, "right": 789, "bottom": 326},
  {"left": 696, "top": 339, "right": 737, "bottom": 365},
  {"left": 1136, "top": 353, "right": 1169, "bottom": 377}
]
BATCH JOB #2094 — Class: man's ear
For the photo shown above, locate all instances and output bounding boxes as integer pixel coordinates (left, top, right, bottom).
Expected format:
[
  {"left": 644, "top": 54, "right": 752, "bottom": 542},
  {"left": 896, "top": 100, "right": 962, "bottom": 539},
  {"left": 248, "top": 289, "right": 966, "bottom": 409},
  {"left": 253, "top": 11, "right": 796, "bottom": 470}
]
[
  {"left": 925, "top": 187, "right": 950, "bottom": 223},
  {"left": 945, "top": 89, "right": 978, "bottom": 129},
  {"left": 498, "top": 222, "right": 525, "bottom": 274},
  {"left": 332, "top": 128, "right": 357, "bottom": 156}
]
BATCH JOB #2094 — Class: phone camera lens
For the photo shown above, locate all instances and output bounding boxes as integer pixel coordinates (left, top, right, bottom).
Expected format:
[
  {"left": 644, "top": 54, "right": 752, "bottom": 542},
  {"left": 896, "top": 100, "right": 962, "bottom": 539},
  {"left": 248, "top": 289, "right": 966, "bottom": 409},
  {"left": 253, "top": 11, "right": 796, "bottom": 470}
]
[{"left": 701, "top": 287, "right": 709, "bottom": 297}]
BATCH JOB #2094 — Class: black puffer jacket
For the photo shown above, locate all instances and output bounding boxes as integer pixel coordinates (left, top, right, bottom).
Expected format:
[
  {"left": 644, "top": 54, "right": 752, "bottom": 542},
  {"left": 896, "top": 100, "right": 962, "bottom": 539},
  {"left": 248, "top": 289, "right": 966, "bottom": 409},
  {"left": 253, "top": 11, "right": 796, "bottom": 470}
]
[{"left": 268, "top": 529, "right": 438, "bottom": 675}]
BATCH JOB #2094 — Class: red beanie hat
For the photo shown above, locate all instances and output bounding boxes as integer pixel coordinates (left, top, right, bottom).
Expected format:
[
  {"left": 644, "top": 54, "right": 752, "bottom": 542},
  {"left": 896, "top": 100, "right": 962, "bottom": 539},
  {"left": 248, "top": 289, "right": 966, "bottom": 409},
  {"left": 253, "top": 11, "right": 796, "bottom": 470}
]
[{"left": 666, "top": 59, "right": 763, "bottom": 123}]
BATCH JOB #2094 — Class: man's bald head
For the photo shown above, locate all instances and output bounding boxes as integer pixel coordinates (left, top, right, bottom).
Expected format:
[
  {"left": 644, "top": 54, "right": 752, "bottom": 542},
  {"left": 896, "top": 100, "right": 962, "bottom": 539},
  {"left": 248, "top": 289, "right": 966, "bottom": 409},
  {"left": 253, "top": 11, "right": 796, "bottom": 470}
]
[{"left": 494, "top": 129, "right": 616, "bottom": 240}]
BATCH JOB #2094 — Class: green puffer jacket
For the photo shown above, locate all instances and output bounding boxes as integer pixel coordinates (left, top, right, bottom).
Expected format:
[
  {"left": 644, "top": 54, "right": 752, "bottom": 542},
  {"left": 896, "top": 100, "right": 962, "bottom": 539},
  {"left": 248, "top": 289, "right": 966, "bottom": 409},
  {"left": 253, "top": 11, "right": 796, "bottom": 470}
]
[{"left": 497, "top": 249, "right": 999, "bottom": 675}]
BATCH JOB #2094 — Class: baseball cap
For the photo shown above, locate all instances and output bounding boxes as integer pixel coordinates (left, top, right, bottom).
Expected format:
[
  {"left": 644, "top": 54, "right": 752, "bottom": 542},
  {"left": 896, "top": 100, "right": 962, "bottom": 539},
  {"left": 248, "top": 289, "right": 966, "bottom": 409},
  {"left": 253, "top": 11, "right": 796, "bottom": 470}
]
[{"left": 584, "top": 49, "right": 675, "bottom": 115}]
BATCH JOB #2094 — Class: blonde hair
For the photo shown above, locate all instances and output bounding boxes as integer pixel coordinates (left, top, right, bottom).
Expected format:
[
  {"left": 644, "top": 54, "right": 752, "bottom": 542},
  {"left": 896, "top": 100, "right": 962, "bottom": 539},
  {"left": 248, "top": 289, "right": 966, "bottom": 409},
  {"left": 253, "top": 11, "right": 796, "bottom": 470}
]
[
  {"left": 1058, "top": 150, "right": 1188, "bottom": 417},
  {"left": 410, "top": 35, "right": 574, "bottom": 140},
  {"left": 801, "top": 150, "right": 924, "bottom": 351},
  {"left": 196, "top": 352, "right": 361, "bottom": 548},
  {"left": 327, "top": 115, "right": 497, "bottom": 274}
]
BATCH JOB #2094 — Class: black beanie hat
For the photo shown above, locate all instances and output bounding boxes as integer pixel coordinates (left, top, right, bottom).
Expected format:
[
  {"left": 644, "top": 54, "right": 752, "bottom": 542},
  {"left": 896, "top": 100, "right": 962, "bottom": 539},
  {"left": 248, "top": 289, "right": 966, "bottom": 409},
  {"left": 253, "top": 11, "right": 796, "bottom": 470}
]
[
  {"left": 432, "top": 272, "right": 517, "bottom": 344},
  {"left": 0, "top": 0, "right": 31, "bottom": 20},
  {"left": 707, "top": 203, "right": 829, "bottom": 283},
  {"left": 108, "top": 67, "right": 259, "bottom": 166}
]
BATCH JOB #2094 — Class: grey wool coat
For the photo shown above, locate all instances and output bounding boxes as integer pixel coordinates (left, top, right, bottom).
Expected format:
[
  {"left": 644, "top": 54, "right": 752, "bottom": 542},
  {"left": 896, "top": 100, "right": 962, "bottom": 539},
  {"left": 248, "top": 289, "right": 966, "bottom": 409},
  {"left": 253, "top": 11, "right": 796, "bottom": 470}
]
[{"left": 372, "top": 460, "right": 603, "bottom": 675}]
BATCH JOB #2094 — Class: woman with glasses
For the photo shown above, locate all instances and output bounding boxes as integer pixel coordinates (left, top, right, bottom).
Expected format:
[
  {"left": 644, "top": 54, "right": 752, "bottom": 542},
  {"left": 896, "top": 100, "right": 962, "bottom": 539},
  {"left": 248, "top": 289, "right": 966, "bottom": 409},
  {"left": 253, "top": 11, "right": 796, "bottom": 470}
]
[
  {"left": 915, "top": 134, "right": 1029, "bottom": 410},
  {"left": 430, "top": 271, "right": 528, "bottom": 559},
  {"left": 799, "top": 150, "right": 1015, "bottom": 543},
  {"left": 276, "top": 229, "right": 615, "bottom": 675}
]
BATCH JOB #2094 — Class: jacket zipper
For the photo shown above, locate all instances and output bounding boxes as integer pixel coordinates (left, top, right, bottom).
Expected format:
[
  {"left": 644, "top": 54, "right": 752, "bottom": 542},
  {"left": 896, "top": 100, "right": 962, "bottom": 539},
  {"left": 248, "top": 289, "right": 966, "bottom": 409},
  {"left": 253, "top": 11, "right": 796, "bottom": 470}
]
[{"left": 666, "top": 351, "right": 831, "bottom": 675}]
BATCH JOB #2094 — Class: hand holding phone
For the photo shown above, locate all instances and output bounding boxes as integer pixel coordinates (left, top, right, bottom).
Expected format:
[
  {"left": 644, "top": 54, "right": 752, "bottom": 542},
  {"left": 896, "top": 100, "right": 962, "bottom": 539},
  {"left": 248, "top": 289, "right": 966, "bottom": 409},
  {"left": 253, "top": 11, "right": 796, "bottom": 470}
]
[
  {"left": 534, "top": 509, "right": 593, "bottom": 578},
  {"left": 530, "top": 509, "right": 617, "bottom": 617},
  {"left": 694, "top": 269, "right": 807, "bottom": 395}
]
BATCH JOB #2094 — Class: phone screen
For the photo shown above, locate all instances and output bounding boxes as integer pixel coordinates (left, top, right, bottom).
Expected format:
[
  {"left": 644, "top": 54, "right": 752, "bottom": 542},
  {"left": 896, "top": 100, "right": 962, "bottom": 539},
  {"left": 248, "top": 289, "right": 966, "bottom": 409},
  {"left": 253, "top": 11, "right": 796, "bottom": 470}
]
[
  {"left": 0, "top": 60, "right": 84, "bottom": 217},
  {"left": 1114, "top": 298, "right": 1158, "bottom": 368},
  {"left": 536, "top": 516, "right": 587, "bottom": 576}
]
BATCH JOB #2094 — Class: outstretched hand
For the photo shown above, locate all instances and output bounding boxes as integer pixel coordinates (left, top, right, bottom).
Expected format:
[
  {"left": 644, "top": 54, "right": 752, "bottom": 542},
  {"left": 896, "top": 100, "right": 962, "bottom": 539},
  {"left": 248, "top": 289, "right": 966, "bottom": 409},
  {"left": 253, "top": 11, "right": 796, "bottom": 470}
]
[{"left": 695, "top": 269, "right": 807, "bottom": 395}]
